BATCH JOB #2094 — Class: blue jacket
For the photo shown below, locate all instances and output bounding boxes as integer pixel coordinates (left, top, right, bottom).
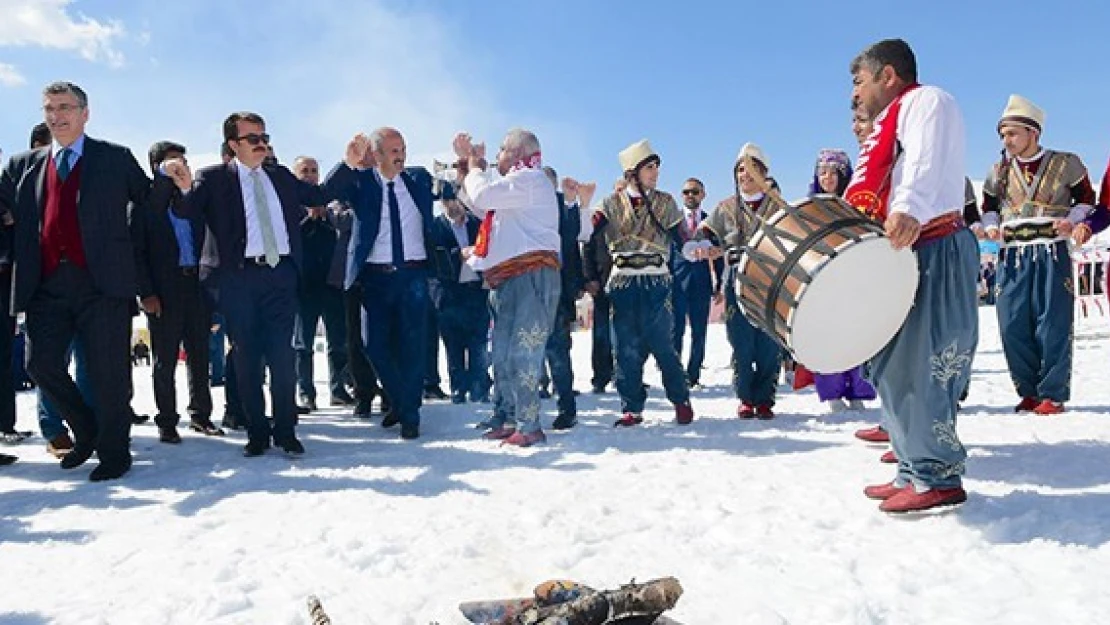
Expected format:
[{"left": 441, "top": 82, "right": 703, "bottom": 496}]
[
  {"left": 670, "top": 208, "right": 722, "bottom": 296},
  {"left": 323, "top": 164, "right": 436, "bottom": 290}
]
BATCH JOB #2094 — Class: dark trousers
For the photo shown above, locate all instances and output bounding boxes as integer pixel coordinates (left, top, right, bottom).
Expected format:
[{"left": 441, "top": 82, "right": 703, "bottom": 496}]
[
  {"left": 294, "top": 284, "right": 348, "bottom": 401},
  {"left": 25, "top": 263, "right": 133, "bottom": 463},
  {"left": 223, "top": 345, "right": 243, "bottom": 419},
  {"left": 209, "top": 319, "right": 226, "bottom": 384},
  {"left": 0, "top": 269, "right": 15, "bottom": 433},
  {"left": 359, "top": 266, "right": 429, "bottom": 427},
  {"left": 996, "top": 241, "right": 1074, "bottom": 402},
  {"left": 425, "top": 296, "right": 442, "bottom": 388},
  {"left": 437, "top": 283, "right": 490, "bottom": 401},
  {"left": 544, "top": 299, "right": 577, "bottom": 416},
  {"left": 724, "top": 283, "right": 781, "bottom": 405},
  {"left": 671, "top": 283, "right": 711, "bottom": 384},
  {"left": 609, "top": 276, "right": 690, "bottom": 413},
  {"left": 590, "top": 291, "right": 614, "bottom": 388},
  {"left": 344, "top": 283, "right": 381, "bottom": 402},
  {"left": 148, "top": 271, "right": 213, "bottom": 427},
  {"left": 220, "top": 259, "right": 299, "bottom": 445}
]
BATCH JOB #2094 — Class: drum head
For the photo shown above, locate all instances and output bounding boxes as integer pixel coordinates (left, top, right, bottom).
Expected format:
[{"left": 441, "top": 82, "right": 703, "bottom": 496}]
[{"left": 790, "top": 237, "right": 918, "bottom": 373}]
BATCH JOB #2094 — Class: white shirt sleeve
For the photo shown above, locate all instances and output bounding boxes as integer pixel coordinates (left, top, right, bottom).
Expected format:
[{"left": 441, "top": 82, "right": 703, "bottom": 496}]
[
  {"left": 463, "top": 169, "right": 538, "bottom": 216},
  {"left": 889, "top": 88, "right": 964, "bottom": 223}
]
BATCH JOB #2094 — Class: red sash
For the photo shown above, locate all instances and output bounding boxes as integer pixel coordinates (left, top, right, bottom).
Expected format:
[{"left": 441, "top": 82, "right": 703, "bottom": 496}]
[{"left": 844, "top": 84, "right": 920, "bottom": 223}]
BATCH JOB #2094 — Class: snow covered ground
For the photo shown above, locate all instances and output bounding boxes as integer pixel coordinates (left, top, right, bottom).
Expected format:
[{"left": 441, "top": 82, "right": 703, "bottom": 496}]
[{"left": 1, "top": 308, "right": 1108, "bottom": 625}]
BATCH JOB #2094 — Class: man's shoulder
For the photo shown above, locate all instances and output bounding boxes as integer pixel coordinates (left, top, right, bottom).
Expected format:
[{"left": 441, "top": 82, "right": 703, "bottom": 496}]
[{"left": 3, "top": 147, "right": 46, "bottom": 171}]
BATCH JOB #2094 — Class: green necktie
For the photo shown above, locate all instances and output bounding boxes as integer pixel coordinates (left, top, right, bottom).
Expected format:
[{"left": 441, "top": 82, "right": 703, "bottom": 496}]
[{"left": 250, "top": 170, "right": 281, "bottom": 267}]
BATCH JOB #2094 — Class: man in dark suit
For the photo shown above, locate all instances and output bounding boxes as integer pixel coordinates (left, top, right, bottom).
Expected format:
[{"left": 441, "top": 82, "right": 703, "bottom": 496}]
[
  {"left": 428, "top": 182, "right": 489, "bottom": 404},
  {"left": 290, "top": 156, "right": 355, "bottom": 412},
  {"left": 670, "top": 178, "right": 722, "bottom": 389},
  {"left": 0, "top": 81, "right": 176, "bottom": 481},
  {"left": 324, "top": 128, "right": 436, "bottom": 440},
  {"left": 132, "top": 141, "right": 221, "bottom": 444},
  {"left": 166, "top": 111, "right": 355, "bottom": 457}
]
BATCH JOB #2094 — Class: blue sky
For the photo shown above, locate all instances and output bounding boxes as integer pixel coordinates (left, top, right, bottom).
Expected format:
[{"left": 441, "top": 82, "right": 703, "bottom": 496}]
[{"left": 1, "top": 0, "right": 1107, "bottom": 207}]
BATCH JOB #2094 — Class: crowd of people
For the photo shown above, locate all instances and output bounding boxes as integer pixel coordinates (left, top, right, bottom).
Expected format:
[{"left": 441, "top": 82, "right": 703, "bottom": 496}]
[{"left": 1, "top": 38, "right": 1108, "bottom": 514}]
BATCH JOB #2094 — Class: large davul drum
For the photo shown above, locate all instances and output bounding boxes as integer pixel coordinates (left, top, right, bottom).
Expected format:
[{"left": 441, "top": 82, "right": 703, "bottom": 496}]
[{"left": 735, "top": 194, "right": 918, "bottom": 373}]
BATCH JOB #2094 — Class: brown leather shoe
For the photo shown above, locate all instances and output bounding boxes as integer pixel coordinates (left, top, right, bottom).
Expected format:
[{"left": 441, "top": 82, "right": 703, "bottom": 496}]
[{"left": 46, "top": 432, "right": 75, "bottom": 459}]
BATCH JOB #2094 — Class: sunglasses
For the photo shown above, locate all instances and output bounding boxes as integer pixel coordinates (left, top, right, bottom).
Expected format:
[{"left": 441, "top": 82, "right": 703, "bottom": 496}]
[
  {"left": 681, "top": 189, "right": 701, "bottom": 196},
  {"left": 236, "top": 133, "right": 271, "bottom": 146}
]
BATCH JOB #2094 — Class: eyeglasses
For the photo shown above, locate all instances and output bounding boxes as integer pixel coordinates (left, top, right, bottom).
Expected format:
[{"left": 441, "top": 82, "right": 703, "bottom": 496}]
[
  {"left": 42, "top": 104, "right": 83, "bottom": 115},
  {"left": 681, "top": 189, "right": 701, "bottom": 196},
  {"left": 235, "top": 133, "right": 271, "bottom": 146}
]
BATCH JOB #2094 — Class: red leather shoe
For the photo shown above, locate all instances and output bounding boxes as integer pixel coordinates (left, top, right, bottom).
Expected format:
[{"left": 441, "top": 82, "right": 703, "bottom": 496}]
[
  {"left": 737, "top": 403, "right": 755, "bottom": 419},
  {"left": 755, "top": 404, "right": 775, "bottom": 420},
  {"left": 674, "top": 402, "right": 694, "bottom": 425},
  {"left": 1033, "top": 399, "right": 1065, "bottom": 415},
  {"left": 854, "top": 426, "right": 890, "bottom": 444},
  {"left": 864, "top": 481, "right": 908, "bottom": 500},
  {"left": 880, "top": 486, "right": 967, "bottom": 513},
  {"left": 1014, "top": 397, "right": 1039, "bottom": 413},
  {"left": 502, "top": 430, "right": 546, "bottom": 447},
  {"left": 880, "top": 450, "right": 897, "bottom": 464},
  {"left": 614, "top": 413, "right": 643, "bottom": 427},
  {"left": 482, "top": 426, "right": 516, "bottom": 440}
]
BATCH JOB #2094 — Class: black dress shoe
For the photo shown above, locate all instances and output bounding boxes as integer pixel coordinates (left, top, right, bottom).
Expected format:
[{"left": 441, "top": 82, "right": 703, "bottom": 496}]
[
  {"left": 89, "top": 456, "right": 132, "bottom": 482},
  {"left": 381, "top": 410, "right": 399, "bottom": 428},
  {"left": 242, "top": 439, "right": 270, "bottom": 457},
  {"left": 0, "top": 453, "right": 16, "bottom": 466},
  {"left": 329, "top": 393, "right": 356, "bottom": 407},
  {"left": 400, "top": 424, "right": 420, "bottom": 440},
  {"left": 422, "top": 385, "right": 448, "bottom": 400},
  {"left": 130, "top": 412, "right": 150, "bottom": 425},
  {"left": 552, "top": 413, "right": 577, "bottom": 430},
  {"left": 158, "top": 426, "right": 182, "bottom": 444},
  {"left": 189, "top": 419, "right": 225, "bottom": 436},
  {"left": 276, "top": 437, "right": 305, "bottom": 457},
  {"left": 60, "top": 442, "right": 96, "bottom": 469},
  {"left": 353, "top": 398, "right": 373, "bottom": 419}
]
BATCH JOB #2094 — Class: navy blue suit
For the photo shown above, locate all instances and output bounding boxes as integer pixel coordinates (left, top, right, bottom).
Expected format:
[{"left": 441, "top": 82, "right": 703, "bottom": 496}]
[
  {"left": 174, "top": 161, "right": 341, "bottom": 447},
  {"left": 324, "top": 164, "right": 435, "bottom": 431},
  {"left": 670, "top": 209, "right": 722, "bottom": 385},
  {"left": 429, "top": 213, "right": 489, "bottom": 401}
]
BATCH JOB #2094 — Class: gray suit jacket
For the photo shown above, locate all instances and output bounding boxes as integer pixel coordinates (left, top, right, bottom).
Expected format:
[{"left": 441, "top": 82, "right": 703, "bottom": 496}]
[{"left": 0, "top": 136, "right": 173, "bottom": 313}]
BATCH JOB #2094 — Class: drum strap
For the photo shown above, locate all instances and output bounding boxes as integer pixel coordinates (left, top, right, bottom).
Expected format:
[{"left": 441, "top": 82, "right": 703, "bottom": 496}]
[{"left": 762, "top": 216, "right": 875, "bottom": 332}]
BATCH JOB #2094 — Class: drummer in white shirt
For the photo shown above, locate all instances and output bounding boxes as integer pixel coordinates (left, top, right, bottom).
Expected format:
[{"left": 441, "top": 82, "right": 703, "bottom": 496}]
[
  {"left": 848, "top": 39, "right": 979, "bottom": 513},
  {"left": 452, "top": 129, "right": 561, "bottom": 447}
]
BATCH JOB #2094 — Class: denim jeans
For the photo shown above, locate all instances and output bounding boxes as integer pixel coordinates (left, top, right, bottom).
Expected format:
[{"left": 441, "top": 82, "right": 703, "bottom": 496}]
[
  {"left": 870, "top": 229, "right": 979, "bottom": 490},
  {"left": 487, "top": 268, "right": 559, "bottom": 433}
]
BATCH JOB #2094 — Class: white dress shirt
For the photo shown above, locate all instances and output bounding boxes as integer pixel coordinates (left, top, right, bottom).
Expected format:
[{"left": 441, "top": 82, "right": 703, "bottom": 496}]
[
  {"left": 463, "top": 167, "right": 560, "bottom": 272},
  {"left": 888, "top": 85, "right": 967, "bottom": 224},
  {"left": 368, "top": 170, "right": 426, "bottom": 263},
  {"left": 234, "top": 160, "right": 291, "bottom": 257}
]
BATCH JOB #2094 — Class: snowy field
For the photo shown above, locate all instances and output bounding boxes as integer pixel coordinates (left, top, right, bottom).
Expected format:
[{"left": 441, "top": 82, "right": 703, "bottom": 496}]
[{"left": 1, "top": 308, "right": 1108, "bottom": 625}]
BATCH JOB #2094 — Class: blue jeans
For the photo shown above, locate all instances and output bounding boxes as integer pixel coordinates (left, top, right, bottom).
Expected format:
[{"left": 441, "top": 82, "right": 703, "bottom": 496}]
[
  {"left": 870, "top": 229, "right": 979, "bottom": 490},
  {"left": 995, "top": 240, "right": 1073, "bottom": 402},
  {"left": 359, "top": 266, "right": 429, "bottom": 427},
  {"left": 724, "top": 283, "right": 780, "bottom": 405},
  {"left": 38, "top": 339, "right": 92, "bottom": 441},
  {"left": 437, "top": 282, "right": 490, "bottom": 401},
  {"left": 487, "top": 268, "right": 559, "bottom": 433},
  {"left": 609, "top": 275, "right": 690, "bottom": 414}
]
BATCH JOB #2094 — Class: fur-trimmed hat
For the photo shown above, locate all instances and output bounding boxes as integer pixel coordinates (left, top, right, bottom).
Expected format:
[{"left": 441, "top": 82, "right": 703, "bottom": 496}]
[
  {"left": 735, "top": 142, "right": 770, "bottom": 171},
  {"left": 619, "top": 139, "right": 661, "bottom": 172},
  {"left": 998, "top": 94, "right": 1045, "bottom": 134}
]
